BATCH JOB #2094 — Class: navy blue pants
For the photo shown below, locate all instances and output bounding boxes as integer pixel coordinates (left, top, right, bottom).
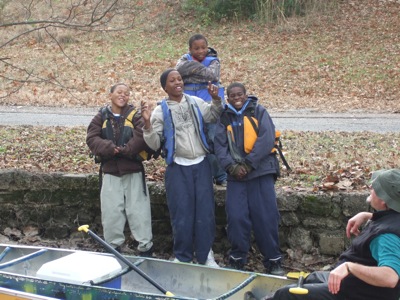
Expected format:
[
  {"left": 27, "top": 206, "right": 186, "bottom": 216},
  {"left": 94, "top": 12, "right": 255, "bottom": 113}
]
[
  {"left": 226, "top": 174, "right": 281, "bottom": 267},
  {"left": 165, "top": 158, "right": 215, "bottom": 264},
  {"left": 206, "top": 122, "right": 227, "bottom": 183}
]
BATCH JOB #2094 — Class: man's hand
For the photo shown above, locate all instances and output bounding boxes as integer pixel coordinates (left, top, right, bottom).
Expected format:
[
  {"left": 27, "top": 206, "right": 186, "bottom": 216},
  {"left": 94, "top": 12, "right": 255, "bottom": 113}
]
[
  {"left": 346, "top": 212, "right": 373, "bottom": 238},
  {"left": 328, "top": 263, "right": 349, "bottom": 294}
]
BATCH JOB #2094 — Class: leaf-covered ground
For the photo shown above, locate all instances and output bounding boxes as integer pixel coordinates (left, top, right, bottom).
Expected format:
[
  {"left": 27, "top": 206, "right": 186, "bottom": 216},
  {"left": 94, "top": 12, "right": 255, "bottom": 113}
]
[
  {"left": 1, "top": 0, "right": 399, "bottom": 191},
  {"left": 1, "top": 125, "right": 399, "bottom": 191},
  {"left": 1, "top": 0, "right": 399, "bottom": 113}
]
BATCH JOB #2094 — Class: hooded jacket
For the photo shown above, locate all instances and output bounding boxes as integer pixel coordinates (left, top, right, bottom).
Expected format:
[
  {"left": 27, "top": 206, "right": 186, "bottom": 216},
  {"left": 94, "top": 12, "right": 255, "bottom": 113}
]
[
  {"left": 214, "top": 96, "right": 279, "bottom": 181},
  {"left": 143, "top": 94, "right": 222, "bottom": 162}
]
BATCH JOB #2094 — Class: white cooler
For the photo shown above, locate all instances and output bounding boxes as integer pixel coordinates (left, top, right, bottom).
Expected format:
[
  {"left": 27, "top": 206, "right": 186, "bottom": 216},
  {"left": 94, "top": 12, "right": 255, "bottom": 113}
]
[{"left": 36, "top": 252, "right": 122, "bottom": 289}]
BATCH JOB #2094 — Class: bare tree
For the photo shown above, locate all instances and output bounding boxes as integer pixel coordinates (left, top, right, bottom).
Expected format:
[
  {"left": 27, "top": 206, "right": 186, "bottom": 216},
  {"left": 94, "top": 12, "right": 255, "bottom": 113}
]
[{"left": 0, "top": 0, "right": 138, "bottom": 99}]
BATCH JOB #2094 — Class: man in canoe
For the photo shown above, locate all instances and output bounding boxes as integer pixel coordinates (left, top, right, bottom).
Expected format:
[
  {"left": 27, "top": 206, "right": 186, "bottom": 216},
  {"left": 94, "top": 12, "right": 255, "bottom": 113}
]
[{"left": 270, "top": 169, "right": 400, "bottom": 300}]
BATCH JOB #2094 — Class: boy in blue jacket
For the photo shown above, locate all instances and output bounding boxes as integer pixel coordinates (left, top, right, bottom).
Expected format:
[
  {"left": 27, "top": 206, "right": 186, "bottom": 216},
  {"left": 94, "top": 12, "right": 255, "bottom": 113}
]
[
  {"left": 176, "top": 34, "right": 227, "bottom": 186},
  {"left": 142, "top": 69, "right": 222, "bottom": 267},
  {"left": 214, "top": 82, "right": 284, "bottom": 275}
]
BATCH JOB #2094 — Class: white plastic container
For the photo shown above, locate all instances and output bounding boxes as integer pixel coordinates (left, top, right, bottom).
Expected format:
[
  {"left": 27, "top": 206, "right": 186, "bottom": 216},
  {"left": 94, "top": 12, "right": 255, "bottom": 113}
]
[{"left": 36, "top": 252, "right": 122, "bottom": 288}]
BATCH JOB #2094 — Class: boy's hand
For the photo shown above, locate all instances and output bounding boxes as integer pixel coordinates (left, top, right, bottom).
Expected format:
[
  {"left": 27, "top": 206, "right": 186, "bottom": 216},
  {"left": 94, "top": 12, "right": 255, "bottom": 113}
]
[
  {"left": 140, "top": 100, "right": 153, "bottom": 130},
  {"left": 114, "top": 146, "right": 121, "bottom": 156},
  {"left": 228, "top": 164, "right": 241, "bottom": 176},
  {"left": 208, "top": 81, "right": 221, "bottom": 100},
  {"left": 242, "top": 163, "right": 253, "bottom": 174},
  {"left": 228, "top": 164, "right": 248, "bottom": 180},
  {"left": 140, "top": 100, "right": 152, "bottom": 121}
]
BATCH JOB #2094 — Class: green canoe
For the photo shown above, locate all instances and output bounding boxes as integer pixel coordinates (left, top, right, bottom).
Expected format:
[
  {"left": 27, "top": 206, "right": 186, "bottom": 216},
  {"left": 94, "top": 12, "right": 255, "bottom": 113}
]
[{"left": 0, "top": 244, "right": 294, "bottom": 300}]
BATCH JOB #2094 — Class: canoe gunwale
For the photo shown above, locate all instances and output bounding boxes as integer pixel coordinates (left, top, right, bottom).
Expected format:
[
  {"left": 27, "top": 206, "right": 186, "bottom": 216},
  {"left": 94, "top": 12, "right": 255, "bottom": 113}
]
[
  {"left": 210, "top": 273, "right": 258, "bottom": 300},
  {"left": 0, "top": 247, "right": 12, "bottom": 263},
  {"left": 0, "top": 249, "right": 48, "bottom": 270}
]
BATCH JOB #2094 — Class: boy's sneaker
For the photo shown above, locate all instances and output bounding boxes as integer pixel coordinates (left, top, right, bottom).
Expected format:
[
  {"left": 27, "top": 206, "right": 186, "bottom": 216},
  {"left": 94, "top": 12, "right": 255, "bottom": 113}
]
[
  {"left": 228, "top": 255, "right": 245, "bottom": 270},
  {"left": 266, "top": 258, "right": 285, "bottom": 276},
  {"left": 139, "top": 246, "right": 154, "bottom": 258},
  {"left": 244, "top": 291, "right": 258, "bottom": 300},
  {"left": 215, "top": 180, "right": 227, "bottom": 187},
  {"left": 173, "top": 258, "right": 192, "bottom": 264},
  {"left": 204, "top": 250, "right": 220, "bottom": 268}
]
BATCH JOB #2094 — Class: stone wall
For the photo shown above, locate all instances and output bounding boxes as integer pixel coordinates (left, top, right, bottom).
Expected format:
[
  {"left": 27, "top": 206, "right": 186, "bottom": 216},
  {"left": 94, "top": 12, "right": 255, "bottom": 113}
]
[{"left": 0, "top": 170, "right": 370, "bottom": 266}]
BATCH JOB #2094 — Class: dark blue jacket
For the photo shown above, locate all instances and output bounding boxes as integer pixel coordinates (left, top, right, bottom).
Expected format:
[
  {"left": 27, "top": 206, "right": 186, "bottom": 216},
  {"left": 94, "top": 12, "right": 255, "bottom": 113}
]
[{"left": 214, "top": 96, "right": 279, "bottom": 181}]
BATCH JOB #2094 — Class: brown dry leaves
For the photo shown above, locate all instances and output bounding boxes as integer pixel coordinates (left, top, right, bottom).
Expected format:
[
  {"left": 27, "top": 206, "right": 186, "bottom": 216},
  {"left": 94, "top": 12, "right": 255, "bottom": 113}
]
[
  {"left": 1, "top": 126, "right": 399, "bottom": 192},
  {"left": 1, "top": 0, "right": 399, "bottom": 113},
  {"left": 0, "top": 0, "right": 399, "bottom": 192},
  {"left": 277, "top": 131, "right": 400, "bottom": 191},
  {"left": 0, "top": 126, "right": 95, "bottom": 174}
]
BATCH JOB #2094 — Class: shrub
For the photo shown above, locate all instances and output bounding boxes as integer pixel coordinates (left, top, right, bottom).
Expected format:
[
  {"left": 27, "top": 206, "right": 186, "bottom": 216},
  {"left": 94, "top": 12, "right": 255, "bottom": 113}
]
[{"left": 182, "top": 0, "right": 338, "bottom": 24}]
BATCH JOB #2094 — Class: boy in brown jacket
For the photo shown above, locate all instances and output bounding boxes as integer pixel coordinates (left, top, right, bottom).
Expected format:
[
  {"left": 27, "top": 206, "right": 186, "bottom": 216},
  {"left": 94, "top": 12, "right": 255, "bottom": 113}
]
[{"left": 86, "top": 83, "right": 153, "bottom": 257}]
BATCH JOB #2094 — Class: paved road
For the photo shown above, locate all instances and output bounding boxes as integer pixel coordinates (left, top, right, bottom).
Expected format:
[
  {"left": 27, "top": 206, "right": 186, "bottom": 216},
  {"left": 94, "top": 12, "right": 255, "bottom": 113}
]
[
  {"left": 271, "top": 112, "right": 400, "bottom": 133},
  {"left": 0, "top": 106, "right": 399, "bottom": 133}
]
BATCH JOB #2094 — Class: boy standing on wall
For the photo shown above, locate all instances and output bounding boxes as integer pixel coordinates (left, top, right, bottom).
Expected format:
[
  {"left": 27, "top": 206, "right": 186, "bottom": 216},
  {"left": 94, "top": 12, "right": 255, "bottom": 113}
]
[
  {"left": 86, "top": 83, "right": 154, "bottom": 257},
  {"left": 176, "top": 34, "right": 227, "bottom": 186},
  {"left": 214, "top": 82, "right": 284, "bottom": 275}
]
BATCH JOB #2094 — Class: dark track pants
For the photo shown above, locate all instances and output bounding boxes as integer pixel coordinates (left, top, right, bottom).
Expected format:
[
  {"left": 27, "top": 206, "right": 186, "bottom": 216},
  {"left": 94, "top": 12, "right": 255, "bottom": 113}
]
[
  {"left": 272, "top": 272, "right": 340, "bottom": 300},
  {"left": 274, "top": 270, "right": 400, "bottom": 300},
  {"left": 206, "top": 122, "right": 227, "bottom": 183},
  {"left": 165, "top": 158, "right": 215, "bottom": 264},
  {"left": 226, "top": 174, "right": 281, "bottom": 267}
]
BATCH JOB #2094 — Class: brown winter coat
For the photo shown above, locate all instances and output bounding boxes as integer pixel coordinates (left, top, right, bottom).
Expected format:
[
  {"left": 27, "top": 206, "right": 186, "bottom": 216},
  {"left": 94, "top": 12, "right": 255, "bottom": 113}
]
[{"left": 86, "top": 105, "right": 148, "bottom": 176}]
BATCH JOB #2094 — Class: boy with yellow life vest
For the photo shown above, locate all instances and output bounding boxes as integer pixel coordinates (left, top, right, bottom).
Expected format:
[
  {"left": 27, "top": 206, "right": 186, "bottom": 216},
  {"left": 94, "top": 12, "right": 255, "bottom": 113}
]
[
  {"left": 86, "top": 83, "right": 154, "bottom": 257},
  {"left": 214, "top": 82, "right": 284, "bottom": 275}
]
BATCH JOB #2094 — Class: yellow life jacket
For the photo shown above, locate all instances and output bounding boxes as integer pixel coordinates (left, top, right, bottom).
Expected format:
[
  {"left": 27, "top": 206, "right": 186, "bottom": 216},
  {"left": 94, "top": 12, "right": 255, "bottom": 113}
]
[
  {"left": 223, "top": 111, "right": 291, "bottom": 172},
  {"left": 226, "top": 115, "right": 259, "bottom": 154},
  {"left": 100, "top": 106, "right": 161, "bottom": 162}
]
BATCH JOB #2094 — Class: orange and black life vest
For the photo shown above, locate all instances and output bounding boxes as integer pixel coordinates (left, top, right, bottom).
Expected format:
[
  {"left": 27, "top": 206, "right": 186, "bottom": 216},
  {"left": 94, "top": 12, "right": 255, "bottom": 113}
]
[{"left": 220, "top": 109, "right": 291, "bottom": 173}]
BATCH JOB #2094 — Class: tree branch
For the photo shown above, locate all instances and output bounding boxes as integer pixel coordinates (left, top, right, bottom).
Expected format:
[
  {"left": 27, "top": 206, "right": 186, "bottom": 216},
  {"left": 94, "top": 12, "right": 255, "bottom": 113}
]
[{"left": 0, "top": 0, "right": 138, "bottom": 101}]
